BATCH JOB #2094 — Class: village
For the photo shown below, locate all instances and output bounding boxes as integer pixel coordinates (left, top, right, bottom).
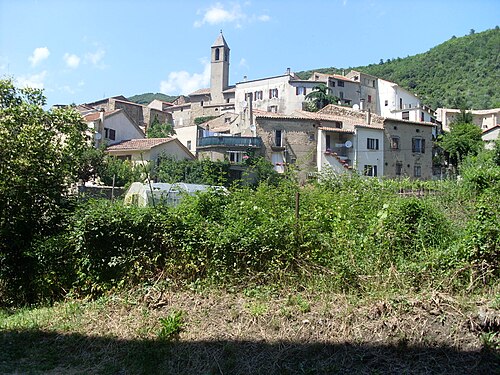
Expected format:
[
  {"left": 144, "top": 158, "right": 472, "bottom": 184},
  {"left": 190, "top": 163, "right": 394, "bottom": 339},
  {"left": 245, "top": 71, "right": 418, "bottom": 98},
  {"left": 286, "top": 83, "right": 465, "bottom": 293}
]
[{"left": 69, "top": 32, "right": 500, "bottom": 186}]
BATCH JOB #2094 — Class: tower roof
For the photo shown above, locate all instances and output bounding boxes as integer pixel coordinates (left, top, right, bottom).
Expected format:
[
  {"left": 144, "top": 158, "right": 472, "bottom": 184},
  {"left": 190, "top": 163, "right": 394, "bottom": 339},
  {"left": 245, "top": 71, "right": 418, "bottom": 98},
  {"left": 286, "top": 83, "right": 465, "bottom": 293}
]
[{"left": 212, "top": 31, "right": 229, "bottom": 48}]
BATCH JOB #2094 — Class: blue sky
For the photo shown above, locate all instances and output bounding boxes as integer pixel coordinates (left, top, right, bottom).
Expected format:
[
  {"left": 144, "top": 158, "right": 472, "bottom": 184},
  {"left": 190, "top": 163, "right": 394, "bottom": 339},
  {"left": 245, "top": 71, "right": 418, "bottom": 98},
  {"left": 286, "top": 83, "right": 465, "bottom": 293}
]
[{"left": 1, "top": 0, "right": 498, "bottom": 106}]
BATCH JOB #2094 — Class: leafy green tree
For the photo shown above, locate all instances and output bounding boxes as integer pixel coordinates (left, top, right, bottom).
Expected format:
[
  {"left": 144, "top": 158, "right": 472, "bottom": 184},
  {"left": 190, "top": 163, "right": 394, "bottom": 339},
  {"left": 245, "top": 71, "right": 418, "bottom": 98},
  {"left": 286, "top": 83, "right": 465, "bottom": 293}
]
[
  {"left": 305, "top": 83, "right": 339, "bottom": 111},
  {"left": 0, "top": 79, "right": 88, "bottom": 304},
  {"left": 96, "top": 156, "right": 144, "bottom": 187},
  {"left": 439, "top": 117, "right": 483, "bottom": 168},
  {"left": 146, "top": 116, "right": 175, "bottom": 138},
  {"left": 153, "top": 155, "right": 230, "bottom": 186}
]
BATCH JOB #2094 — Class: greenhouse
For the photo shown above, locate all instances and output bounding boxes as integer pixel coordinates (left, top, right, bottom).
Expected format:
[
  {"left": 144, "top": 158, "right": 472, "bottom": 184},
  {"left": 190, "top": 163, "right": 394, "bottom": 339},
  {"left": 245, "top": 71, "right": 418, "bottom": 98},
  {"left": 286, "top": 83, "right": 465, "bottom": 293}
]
[{"left": 124, "top": 182, "right": 226, "bottom": 207}]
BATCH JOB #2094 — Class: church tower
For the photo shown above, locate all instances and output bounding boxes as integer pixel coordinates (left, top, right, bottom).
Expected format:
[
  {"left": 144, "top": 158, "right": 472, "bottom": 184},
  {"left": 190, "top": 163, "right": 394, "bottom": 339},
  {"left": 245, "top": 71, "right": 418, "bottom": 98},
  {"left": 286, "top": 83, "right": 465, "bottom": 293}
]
[{"left": 210, "top": 31, "right": 230, "bottom": 103}]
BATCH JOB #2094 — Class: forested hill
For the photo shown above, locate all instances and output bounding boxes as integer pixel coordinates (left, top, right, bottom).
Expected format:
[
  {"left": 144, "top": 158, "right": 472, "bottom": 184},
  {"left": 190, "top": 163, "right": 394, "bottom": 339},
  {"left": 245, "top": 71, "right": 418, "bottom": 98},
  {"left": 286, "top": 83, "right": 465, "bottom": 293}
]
[
  {"left": 297, "top": 27, "right": 500, "bottom": 110},
  {"left": 128, "top": 92, "right": 178, "bottom": 105}
]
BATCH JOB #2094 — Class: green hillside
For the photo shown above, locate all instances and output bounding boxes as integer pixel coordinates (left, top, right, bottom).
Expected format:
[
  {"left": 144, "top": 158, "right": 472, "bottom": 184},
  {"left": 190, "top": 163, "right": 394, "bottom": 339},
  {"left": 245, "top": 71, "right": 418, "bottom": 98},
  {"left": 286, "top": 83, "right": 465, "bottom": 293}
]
[
  {"left": 128, "top": 92, "right": 178, "bottom": 105},
  {"left": 298, "top": 27, "right": 500, "bottom": 110}
]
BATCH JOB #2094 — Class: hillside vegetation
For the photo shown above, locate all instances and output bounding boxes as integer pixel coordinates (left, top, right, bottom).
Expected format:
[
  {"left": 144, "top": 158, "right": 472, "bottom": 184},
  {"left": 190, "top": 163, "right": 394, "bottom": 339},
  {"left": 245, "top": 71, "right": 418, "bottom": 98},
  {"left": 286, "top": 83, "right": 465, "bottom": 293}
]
[
  {"left": 128, "top": 92, "right": 178, "bottom": 105},
  {"left": 298, "top": 27, "right": 500, "bottom": 110}
]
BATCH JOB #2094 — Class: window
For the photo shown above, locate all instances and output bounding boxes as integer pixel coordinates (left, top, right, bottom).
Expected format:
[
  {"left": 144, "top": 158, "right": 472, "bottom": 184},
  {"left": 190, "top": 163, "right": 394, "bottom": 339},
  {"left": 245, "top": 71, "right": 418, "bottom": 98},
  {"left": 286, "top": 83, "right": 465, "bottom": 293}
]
[
  {"left": 368, "top": 95, "right": 372, "bottom": 103},
  {"left": 412, "top": 138, "right": 425, "bottom": 153},
  {"left": 254, "top": 90, "right": 263, "bottom": 100},
  {"left": 269, "top": 88, "right": 279, "bottom": 99},
  {"left": 339, "top": 91, "right": 344, "bottom": 99},
  {"left": 269, "top": 105, "right": 278, "bottom": 113},
  {"left": 275, "top": 130, "right": 282, "bottom": 147},
  {"left": 328, "top": 78, "right": 336, "bottom": 87},
  {"left": 296, "top": 86, "right": 306, "bottom": 95},
  {"left": 367, "top": 138, "right": 379, "bottom": 150},
  {"left": 325, "top": 134, "right": 331, "bottom": 150},
  {"left": 186, "top": 140, "right": 192, "bottom": 150},
  {"left": 308, "top": 133, "right": 315, "bottom": 141},
  {"left": 337, "top": 80, "right": 344, "bottom": 87},
  {"left": 364, "top": 165, "right": 378, "bottom": 177},
  {"left": 225, "top": 117, "right": 231, "bottom": 123},
  {"left": 246, "top": 92, "right": 253, "bottom": 101},
  {"left": 215, "top": 48, "right": 220, "bottom": 61},
  {"left": 117, "top": 155, "right": 131, "bottom": 161},
  {"left": 414, "top": 165, "right": 422, "bottom": 178},
  {"left": 385, "top": 100, "right": 388, "bottom": 107},
  {"left": 390, "top": 136, "right": 400, "bottom": 150},
  {"left": 228, "top": 151, "right": 245, "bottom": 163},
  {"left": 372, "top": 80, "right": 376, "bottom": 88},
  {"left": 420, "top": 112, "right": 425, "bottom": 122},
  {"left": 395, "top": 162, "right": 403, "bottom": 176},
  {"left": 104, "top": 127, "right": 116, "bottom": 141},
  {"left": 399, "top": 98, "right": 403, "bottom": 109},
  {"left": 200, "top": 100, "right": 204, "bottom": 107},
  {"left": 402, "top": 111, "right": 410, "bottom": 120}
]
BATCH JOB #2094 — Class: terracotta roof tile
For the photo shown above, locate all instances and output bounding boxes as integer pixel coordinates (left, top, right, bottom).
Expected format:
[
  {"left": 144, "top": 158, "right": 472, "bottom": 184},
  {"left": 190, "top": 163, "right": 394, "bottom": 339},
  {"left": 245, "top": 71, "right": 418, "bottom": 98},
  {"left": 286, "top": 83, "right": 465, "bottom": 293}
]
[
  {"left": 317, "top": 127, "right": 355, "bottom": 134},
  {"left": 83, "top": 109, "right": 122, "bottom": 122},
  {"left": 189, "top": 88, "right": 211, "bottom": 96},
  {"left": 106, "top": 138, "right": 174, "bottom": 151}
]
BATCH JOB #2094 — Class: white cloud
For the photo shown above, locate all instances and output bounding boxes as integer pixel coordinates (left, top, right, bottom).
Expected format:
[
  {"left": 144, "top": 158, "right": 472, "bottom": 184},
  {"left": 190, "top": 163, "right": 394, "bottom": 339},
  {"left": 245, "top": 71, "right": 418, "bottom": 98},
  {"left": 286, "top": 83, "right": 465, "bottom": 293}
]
[
  {"left": 194, "top": 2, "right": 270, "bottom": 28},
  {"left": 85, "top": 48, "right": 106, "bottom": 68},
  {"left": 160, "top": 61, "right": 211, "bottom": 95},
  {"left": 29, "top": 47, "right": 50, "bottom": 67},
  {"left": 64, "top": 53, "right": 80, "bottom": 69},
  {"left": 16, "top": 71, "right": 47, "bottom": 89},
  {"left": 239, "top": 57, "right": 249, "bottom": 68}
]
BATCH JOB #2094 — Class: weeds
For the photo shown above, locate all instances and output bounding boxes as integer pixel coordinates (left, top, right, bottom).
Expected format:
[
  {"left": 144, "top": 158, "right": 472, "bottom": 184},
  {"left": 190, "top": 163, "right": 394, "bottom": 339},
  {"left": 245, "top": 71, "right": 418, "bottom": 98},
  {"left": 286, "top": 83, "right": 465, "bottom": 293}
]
[{"left": 157, "top": 310, "right": 185, "bottom": 341}]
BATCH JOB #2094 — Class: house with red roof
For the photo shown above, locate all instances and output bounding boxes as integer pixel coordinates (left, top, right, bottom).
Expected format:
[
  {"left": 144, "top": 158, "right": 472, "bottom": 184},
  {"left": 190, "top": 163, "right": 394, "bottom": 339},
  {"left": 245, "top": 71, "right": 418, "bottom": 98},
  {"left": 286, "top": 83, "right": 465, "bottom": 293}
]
[{"left": 105, "top": 138, "right": 194, "bottom": 165}]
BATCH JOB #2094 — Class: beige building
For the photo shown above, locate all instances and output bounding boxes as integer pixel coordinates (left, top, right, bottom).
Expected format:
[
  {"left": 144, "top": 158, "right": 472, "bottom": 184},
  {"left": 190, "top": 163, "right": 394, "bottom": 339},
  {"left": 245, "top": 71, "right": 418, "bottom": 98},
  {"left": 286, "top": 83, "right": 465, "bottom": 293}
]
[
  {"left": 383, "top": 118, "right": 435, "bottom": 180},
  {"left": 436, "top": 107, "right": 500, "bottom": 132},
  {"left": 252, "top": 105, "right": 436, "bottom": 181},
  {"left": 84, "top": 96, "right": 171, "bottom": 133}
]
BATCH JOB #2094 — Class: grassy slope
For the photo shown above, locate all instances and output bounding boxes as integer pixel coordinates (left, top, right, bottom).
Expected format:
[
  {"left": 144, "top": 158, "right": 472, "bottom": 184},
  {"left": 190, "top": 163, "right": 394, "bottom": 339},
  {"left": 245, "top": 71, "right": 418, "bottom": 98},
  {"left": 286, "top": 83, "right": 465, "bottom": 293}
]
[
  {"left": 1, "top": 285, "right": 499, "bottom": 374},
  {"left": 297, "top": 28, "right": 500, "bottom": 110}
]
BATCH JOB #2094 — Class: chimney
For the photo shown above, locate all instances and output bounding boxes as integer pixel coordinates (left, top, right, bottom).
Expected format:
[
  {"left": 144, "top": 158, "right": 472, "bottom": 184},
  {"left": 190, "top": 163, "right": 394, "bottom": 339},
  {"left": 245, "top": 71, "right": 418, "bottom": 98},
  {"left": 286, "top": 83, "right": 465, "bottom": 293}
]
[
  {"left": 366, "top": 108, "right": 371, "bottom": 125},
  {"left": 286, "top": 67, "right": 291, "bottom": 75},
  {"left": 360, "top": 99, "right": 365, "bottom": 111},
  {"left": 243, "top": 75, "right": 247, "bottom": 82}
]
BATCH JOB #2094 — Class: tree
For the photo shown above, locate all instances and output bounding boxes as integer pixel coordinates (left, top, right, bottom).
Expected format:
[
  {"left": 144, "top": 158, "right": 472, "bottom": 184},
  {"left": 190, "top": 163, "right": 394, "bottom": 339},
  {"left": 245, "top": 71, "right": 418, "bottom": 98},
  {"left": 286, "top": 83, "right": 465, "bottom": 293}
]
[
  {"left": 146, "top": 115, "right": 175, "bottom": 138},
  {"left": 0, "top": 79, "right": 88, "bottom": 304},
  {"left": 305, "top": 83, "right": 339, "bottom": 111},
  {"left": 439, "top": 113, "right": 483, "bottom": 168}
]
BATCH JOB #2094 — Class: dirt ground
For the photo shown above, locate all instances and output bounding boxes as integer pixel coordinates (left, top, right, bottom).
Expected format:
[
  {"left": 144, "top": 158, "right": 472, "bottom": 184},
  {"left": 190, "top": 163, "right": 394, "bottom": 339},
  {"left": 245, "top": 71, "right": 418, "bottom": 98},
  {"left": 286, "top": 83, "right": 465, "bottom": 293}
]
[{"left": 1, "top": 287, "right": 499, "bottom": 374}]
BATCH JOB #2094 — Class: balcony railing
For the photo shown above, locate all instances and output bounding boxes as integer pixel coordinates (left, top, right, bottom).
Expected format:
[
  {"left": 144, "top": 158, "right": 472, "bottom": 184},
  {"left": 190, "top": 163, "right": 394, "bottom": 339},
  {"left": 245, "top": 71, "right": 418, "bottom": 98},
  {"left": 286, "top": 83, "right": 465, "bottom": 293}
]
[
  {"left": 324, "top": 147, "right": 348, "bottom": 157},
  {"left": 197, "top": 136, "right": 263, "bottom": 148}
]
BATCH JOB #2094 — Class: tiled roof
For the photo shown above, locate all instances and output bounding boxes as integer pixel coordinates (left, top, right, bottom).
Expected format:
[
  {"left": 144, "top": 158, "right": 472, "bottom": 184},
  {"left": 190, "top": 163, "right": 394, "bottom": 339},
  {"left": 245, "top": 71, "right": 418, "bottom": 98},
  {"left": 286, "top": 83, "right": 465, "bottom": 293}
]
[
  {"left": 189, "top": 88, "right": 211, "bottom": 96},
  {"left": 317, "top": 127, "right": 355, "bottom": 134},
  {"left": 482, "top": 124, "right": 500, "bottom": 134},
  {"left": 310, "top": 72, "right": 355, "bottom": 82},
  {"left": 106, "top": 138, "right": 174, "bottom": 151},
  {"left": 83, "top": 109, "right": 121, "bottom": 122}
]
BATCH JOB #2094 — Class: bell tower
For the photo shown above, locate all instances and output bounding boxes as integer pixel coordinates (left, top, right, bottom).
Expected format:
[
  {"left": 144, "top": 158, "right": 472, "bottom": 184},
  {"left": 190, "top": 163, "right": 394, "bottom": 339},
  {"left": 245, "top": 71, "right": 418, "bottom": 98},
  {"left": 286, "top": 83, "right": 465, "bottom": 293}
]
[{"left": 210, "top": 31, "right": 230, "bottom": 103}]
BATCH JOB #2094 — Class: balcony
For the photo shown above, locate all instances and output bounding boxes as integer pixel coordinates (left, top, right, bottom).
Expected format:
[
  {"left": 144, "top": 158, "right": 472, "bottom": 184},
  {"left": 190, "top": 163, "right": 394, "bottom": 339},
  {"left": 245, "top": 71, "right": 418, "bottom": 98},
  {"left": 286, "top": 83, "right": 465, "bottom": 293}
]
[
  {"left": 324, "top": 146, "right": 348, "bottom": 158},
  {"left": 197, "top": 136, "right": 263, "bottom": 148}
]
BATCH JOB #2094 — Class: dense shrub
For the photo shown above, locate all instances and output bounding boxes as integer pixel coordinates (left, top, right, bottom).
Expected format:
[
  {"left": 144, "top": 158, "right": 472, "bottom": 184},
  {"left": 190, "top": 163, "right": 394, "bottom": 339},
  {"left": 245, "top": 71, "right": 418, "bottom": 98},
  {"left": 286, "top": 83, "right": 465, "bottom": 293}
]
[{"left": 10, "top": 173, "right": 500, "bottom": 304}]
